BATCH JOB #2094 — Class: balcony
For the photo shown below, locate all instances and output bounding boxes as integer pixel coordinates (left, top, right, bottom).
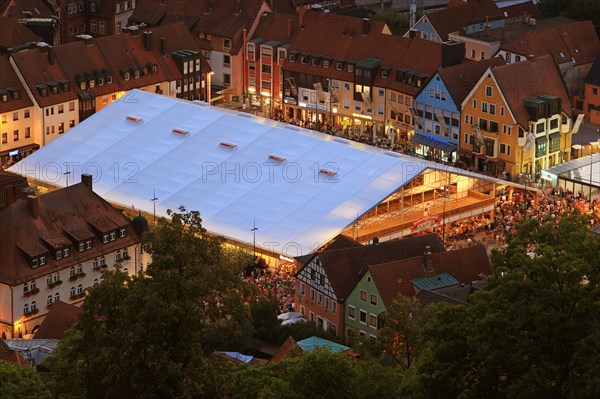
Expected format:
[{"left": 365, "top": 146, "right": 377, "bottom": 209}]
[
  {"left": 69, "top": 272, "right": 86, "bottom": 282},
  {"left": 70, "top": 292, "right": 86, "bottom": 301},
  {"left": 23, "top": 308, "right": 39, "bottom": 317},
  {"left": 47, "top": 280, "right": 63, "bottom": 289},
  {"left": 23, "top": 288, "right": 40, "bottom": 298}
]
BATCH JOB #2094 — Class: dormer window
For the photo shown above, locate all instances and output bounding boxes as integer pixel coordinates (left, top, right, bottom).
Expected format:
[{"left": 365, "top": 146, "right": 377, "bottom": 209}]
[
  {"left": 56, "top": 250, "right": 62, "bottom": 260},
  {"left": 312, "top": 57, "right": 319, "bottom": 67},
  {"left": 40, "top": 256, "right": 46, "bottom": 265},
  {"left": 348, "top": 64, "right": 353, "bottom": 73},
  {"left": 61, "top": 82, "right": 70, "bottom": 91},
  {"left": 323, "top": 59, "right": 330, "bottom": 68},
  {"left": 98, "top": 77, "right": 104, "bottom": 86},
  {"left": 89, "top": 79, "right": 95, "bottom": 88},
  {"left": 32, "top": 258, "right": 38, "bottom": 268},
  {"left": 119, "top": 227, "right": 126, "bottom": 238},
  {"left": 64, "top": 248, "right": 70, "bottom": 257},
  {"left": 110, "top": 232, "right": 116, "bottom": 241},
  {"left": 382, "top": 70, "right": 389, "bottom": 79},
  {"left": 51, "top": 85, "right": 58, "bottom": 95},
  {"left": 80, "top": 81, "right": 86, "bottom": 90},
  {"left": 300, "top": 55, "right": 307, "bottom": 64},
  {"left": 78, "top": 242, "right": 85, "bottom": 252},
  {"left": 336, "top": 62, "right": 342, "bottom": 70},
  {"left": 134, "top": 70, "right": 140, "bottom": 79},
  {"left": 289, "top": 54, "right": 296, "bottom": 62},
  {"left": 107, "top": 75, "right": 113, "bottom": 84},
  {"left": 124, "top": 72, "right": 130, "bottom": 81},
  {"left": 86, "top": 240, "right": 92, "bottom": 249},
  {"left": 103, "top": 234, "right": 109, "bottom": 243},
  {"left": 0, "top": 93, "right": 7, "bottom": 102},
  {"left": 152, "top": 65, "right": 158, "bottom": 74}
]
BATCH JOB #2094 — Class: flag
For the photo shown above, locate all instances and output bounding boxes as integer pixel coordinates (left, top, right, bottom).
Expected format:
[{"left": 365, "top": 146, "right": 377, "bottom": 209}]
[
  {"left": 286, "top": 77, "right": 297, "bottom": 96},
  {"left": 329, "top": 83, "right": 339, "bottom": 104},
  {"left": 409, "top": 107, "right": 421, "bottom": 127},
  {"left": 473, "top": 125, "right": 485, "bottom": 145},
  {"left": 524, "top": 132, "right": 536, "bottom": 150},
  {"left": 313, "top": 82, "right": 326, "bottom": 102},
  {"left": 435, "top": 111, "right": 448, "bottom": 133},
  {"left": 359, "top": 91, "right": 372, "bottom": 113},
  {"left": 572, "top": 113, "right": 584, "bottom": 134}
]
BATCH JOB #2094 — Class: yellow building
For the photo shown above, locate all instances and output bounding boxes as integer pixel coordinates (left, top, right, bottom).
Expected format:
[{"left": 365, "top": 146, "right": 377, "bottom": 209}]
[{"left": 461, "top": 55, "right": 572, "bottom": 179}]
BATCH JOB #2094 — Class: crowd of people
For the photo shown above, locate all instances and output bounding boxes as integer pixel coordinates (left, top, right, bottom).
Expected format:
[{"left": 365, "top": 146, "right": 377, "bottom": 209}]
[
  {"left": 243, "top": 257, "right": 296, "bottom": 315},
  {"left": 435, "top": 186, "right": 600, "bottom": 253}
]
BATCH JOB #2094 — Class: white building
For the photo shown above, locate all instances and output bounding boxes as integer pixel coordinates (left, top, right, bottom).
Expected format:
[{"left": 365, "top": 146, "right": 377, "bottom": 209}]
[{"left": 0, "top": 174, "right": 150, "bottom": 339}]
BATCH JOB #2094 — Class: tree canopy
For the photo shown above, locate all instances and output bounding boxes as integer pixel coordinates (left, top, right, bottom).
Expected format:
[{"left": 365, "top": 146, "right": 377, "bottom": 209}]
[
  {"left": 45, "top": 207, "right": 256, "bottom": 399},
  {"left": 0, "top": 360, "right": 51, "bottom": 399}
]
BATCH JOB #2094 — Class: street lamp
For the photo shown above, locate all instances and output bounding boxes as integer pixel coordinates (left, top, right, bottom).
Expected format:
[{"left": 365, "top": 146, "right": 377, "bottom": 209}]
[
  {"left": 251, "top": 219, "right": 258, "bottom": 257},
  {"left": 151, "top": 189, "right": 158, "bottom": 224},
  {"left": 327, "top": 78, "right": 333, "bottom": 130}
]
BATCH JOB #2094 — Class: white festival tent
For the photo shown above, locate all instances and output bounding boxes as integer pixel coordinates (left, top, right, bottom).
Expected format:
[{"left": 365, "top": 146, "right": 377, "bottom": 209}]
[{"left": 9, "top": 90, "right": 518, "bottom": 256}]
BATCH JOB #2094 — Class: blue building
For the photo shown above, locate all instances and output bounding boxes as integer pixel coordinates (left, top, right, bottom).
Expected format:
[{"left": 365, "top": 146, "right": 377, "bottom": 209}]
[{"left": 412, "top": 57, "right": 505, "bottom": 163}]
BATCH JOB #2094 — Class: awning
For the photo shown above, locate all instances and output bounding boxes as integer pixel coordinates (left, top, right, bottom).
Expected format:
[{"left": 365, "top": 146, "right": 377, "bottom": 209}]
[
  {"left": 535, "top": 135, "right": 547, "bottom": 145},
  {"left": 410, "top": 134, "right": 457, "bottom": 153},
  {"left": 549, "top": 132, "right": 561, "bottom": 142},
  {"left": 0, "top": 143, "right": 40, "bottom": 157}
]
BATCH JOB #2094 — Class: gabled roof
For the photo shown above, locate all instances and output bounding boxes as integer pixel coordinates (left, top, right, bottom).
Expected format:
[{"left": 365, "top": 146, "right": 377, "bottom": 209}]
[
  {"left": 437, "top": 57, "right": 506, "bottom": 106},
  {"left": 295, "top": 234, "right": 360, "bottom": 266},
  {"left": 312, "top": 234, "right": 444, "bottom": 301},
  {"left": 584, "top": 56, "right": 600, "bottom": 87},
  {"left": 53, "top": 39, "right": 116, "bottom": 98},
  {"left": 10, "top": 46, "right": 77, "bottom": 108},
  {"left": 251, "top": 11, "right": 298, "bottom": 45},
  {"left": 270, "top": 336, "right": 298, "bottom": 363},
  {"left": 284, "top": 11, "right": 441, "bottom": 95},
  {"left": 94, "top": 33, "right": 170, "bottom": 91},
  {"left": 0, "top": 182, "right": 141, "bottom": 285},
  {"left": 0, "top": 16, "right": 40, "bottom": 48},
  {"left": 500, "top": 20, "right": 600, "bottom": 66},
  {"left": 369, "top": 244, "right": 492, "bottom": 309},
  {"left": 1, "top": 0, "right": 56, "bottom": 19},
  {"left": 423, "top": 0, "right": 504, "bottom": 41},
  {"left": 33, "top": 300, "right": 82, "bottom": 339},
  {"left": 491, "top": 54, "right": 572, "bottom": 128},
  {"left": 0, "top": 340, "right": 28, "bottom": 365},
  {"left": 0, "top": 54, "right": 34, "bottom": 113}
]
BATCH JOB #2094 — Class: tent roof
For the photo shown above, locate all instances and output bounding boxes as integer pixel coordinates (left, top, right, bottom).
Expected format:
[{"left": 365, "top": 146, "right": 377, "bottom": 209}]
[{"left": 9, "top": 90, "right": 524, "bottom": 256}]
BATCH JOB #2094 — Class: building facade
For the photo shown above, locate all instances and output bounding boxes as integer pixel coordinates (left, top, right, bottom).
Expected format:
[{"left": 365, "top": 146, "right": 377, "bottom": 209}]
[{"left": 0, "top": 174, "right": 151, "bottom": 339}]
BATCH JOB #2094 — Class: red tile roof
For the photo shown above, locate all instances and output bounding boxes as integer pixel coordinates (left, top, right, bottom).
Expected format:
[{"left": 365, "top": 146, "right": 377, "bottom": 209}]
[
  {"left": 10, "top": 47, "right": 77, "bottom": 108},
  {"left": 424, "top": 0, "right": 504, "bottom": 41},
  {"left": 251, "top": 11, "right": 298, "bottom": 45},
  {"left": 500, "top": 20, "right": 600, "bottom": 66},
  {"left": 299, "top": 234, "right": 445, "bottom": 302},
  {"left": 52, "top": 39, "right": 116, "bottom": 98},
  {"left": 33, "top": 300, "right": 82, "bottom": 339},
  {"left": 0, "top": 340, "right": 27, "bottom": 365},
  {"left": 369, "top": 244, "right": 492, "bottom": 309},
  {"left": 142, "top": 21, "right": 212, "bottom": 73},
  {"left": 1, "top": 0, "right": 55, "bottom": 19},
  {"left": 0, "top": 55, "right": 34, "bottom": 113},
  {"left": 0, "top": 181, "right": 142, "bottom": 286},
  {"left": 491, "top": 54, "right": 572, "bottom": 129},
  {"left": 0, "top": 16, "right": 40, "bottom": 47},
  {"left": 269, "top": 336, "right": 299, "bottom": 363},
  {"left": 437, "top": 57, "right": 506, "bottom": 106},
  {"left": 284, "top": 11, "right": 442, "bottom": 95},
  {"left": 94, "top": 33, "right": 170, "bottom": 91}
]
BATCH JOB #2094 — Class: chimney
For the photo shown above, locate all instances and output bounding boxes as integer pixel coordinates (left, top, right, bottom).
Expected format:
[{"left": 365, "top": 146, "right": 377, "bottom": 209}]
[
  {"left": 5, "top": 184, "right": 16, "bottom": 205},
  {"left": 37, "top": 42, "right": 49, "bottom": 53},
  {"left": 408, "top": 29, "right": 417, "bottom": 39},
  {"left": 143, "top": 31, "right": 152, "bottom": 51},
  {"left": 362, "top": 18, "right": 370, "bottom": 36},
  {"left": 160, "top": 37, "right": 166, "bottom": 55},
  {"left": 129, "top": 25, "right": 140, "bottom": 36},
  {"left": 286, "top": 17, "right": 292, "bottom": 38},
  {"left": 27, "top": 195, "right": 38, "bottom": 218},
  {"left": 48, "top": 45, "right": 54, "bottom": 65},
  {"left": 81, "top": 173, "right": 93, "bottom": 190},
  {"left": 484, "top": 24, "right": 491, "bottom": 36},
  {"left": 441, "top": 40, "right": 466, "bottom": 68}
]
